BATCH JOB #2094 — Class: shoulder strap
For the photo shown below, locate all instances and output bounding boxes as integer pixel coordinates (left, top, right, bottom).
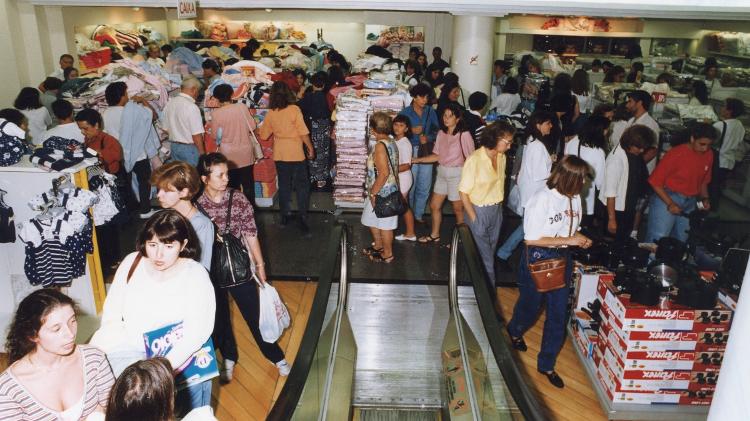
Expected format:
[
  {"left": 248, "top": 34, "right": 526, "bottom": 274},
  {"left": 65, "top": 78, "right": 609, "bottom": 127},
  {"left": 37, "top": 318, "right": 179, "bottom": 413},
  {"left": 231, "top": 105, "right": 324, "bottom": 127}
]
[
  {"left": 127, "top": 254, "right": 142, "bottom": 283},
  {"left": 459, "top": 131, "right": 468, "bottom": 161},
  {"left": 568, "top": 197, "right": 575, "bottom": 237},
  {"left": 577, "top": 139, "right": 582, "bottom": 157},
  {"left": 377, "top": 141, "right": 400, "bottom": 188},
  {"left": 223, "top": 190, "right": 234, "bottom": 234},
  {"left": 719, "top": 121, "right": 728, "bottom": 149}
]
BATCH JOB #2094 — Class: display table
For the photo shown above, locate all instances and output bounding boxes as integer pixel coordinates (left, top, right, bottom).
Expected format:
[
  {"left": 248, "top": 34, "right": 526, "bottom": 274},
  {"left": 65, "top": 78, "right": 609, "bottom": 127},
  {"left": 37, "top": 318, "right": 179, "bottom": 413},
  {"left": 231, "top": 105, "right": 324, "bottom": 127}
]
[
  {"left": 0, "top": 158, "right": 106, "bottom": 350},
  {"left": 568, "top": 324, "right": 710, "bottom": 421}
]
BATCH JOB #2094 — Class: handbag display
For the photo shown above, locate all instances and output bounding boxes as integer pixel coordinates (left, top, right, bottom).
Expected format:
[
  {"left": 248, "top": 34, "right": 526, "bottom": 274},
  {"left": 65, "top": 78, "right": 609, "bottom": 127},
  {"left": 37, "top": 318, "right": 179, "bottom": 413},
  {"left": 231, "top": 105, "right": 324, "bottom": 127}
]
[
  {"left": 373, "top": 141, "right": 407, "bottom": 218},
  {"left": 526, "top": 197, "right": 575, "bottom": 292},
  {"left": 197, "top": 190, "right": 254, "bottom": 288}
]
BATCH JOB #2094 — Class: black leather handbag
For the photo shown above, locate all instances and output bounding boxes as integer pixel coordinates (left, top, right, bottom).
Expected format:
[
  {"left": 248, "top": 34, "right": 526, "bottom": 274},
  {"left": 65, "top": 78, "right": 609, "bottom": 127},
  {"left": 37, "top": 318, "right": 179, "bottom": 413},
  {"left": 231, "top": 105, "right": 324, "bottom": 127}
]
[
  {"left": 373, "top": 142, "right": 407, "bottom": 218},
  {"left": 198, "top": 190, "right": 253, "bottom": 288}
]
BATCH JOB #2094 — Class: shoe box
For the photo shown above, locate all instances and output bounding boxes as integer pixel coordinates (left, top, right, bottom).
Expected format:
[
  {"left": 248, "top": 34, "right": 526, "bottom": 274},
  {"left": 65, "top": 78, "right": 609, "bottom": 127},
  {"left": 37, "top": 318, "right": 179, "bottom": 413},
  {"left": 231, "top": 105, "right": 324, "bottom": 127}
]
[
  {"left": 596, "top": 278, "right": 733, "bottom": 333},
  {"left": 599, "top": 311, "right": 728, "bottom": 356},
  {"left": 596, "top": 359, "right": 715, "bottom": 405},
  {"left": 572, "top": 314, "right": 599, "bottom": 359},
  {"left": 596, "top": 352, "right": 718, "bottom": 393}
]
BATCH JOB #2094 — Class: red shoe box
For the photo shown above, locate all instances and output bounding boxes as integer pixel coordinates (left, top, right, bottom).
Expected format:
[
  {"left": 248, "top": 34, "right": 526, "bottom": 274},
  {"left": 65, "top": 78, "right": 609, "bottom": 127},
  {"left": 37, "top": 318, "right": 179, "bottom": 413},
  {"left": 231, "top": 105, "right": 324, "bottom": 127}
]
[
  {"left": 602, "top": 338, "right": 724, "bottom": 376},
  {"left": 596, "top": 360, "right": 715, "bottom": 405},
  {"left": 597, "top": 353, "right": 719, "bottom": 392},
  {"left": 599, "top": 313, "right": 727, "bottom": 355},
  {"left": 596, "top": 279, "right": 733, "bottom": 333}
]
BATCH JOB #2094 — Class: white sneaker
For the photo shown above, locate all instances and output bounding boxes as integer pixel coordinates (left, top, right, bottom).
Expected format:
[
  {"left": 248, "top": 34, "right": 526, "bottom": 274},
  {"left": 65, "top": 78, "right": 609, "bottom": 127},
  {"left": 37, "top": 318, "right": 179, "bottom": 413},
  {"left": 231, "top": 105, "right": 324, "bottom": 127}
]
[
  {"left": 220, "top": 359, "right": 235, "bottom": 383},
  {"left": 395, "top": 234, "right": 417, "bottom": 241},
  {"left": 276, "top": 359, "right": 291, "bottom": 377}
]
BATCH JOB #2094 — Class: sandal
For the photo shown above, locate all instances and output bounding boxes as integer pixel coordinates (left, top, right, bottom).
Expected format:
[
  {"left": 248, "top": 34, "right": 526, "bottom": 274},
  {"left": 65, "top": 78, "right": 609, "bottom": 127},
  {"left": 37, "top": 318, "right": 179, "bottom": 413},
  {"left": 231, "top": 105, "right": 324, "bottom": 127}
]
[
  {"left": 418, "top": 235, "right": 441, "bottom": 244},
  {"left": 362, "top": 246, "right": 383, "bottom": 257},
  {"left": 370, "top": 253, "right": 395, "bottom": 263}
]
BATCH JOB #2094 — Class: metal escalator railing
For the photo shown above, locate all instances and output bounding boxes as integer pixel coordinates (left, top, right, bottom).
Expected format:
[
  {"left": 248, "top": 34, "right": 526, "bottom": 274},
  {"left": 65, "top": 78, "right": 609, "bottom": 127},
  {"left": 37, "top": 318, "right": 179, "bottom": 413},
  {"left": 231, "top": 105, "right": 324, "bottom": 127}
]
[
  {"left": 450, "top": 224, "right": 548, "bottom": 421},
  {"left": 267, "top": 223, "right": 350, "bottom": 421}
]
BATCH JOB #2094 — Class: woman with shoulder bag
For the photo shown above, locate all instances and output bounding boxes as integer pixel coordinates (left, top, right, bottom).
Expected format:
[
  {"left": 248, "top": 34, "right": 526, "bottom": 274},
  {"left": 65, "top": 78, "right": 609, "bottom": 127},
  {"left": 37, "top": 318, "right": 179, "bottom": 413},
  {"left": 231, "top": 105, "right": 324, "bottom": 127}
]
[
  {"left": 506, "top": 156, "right": 592, "bottom": 389},
  {"left": 361, "top": 112, "right": 401, "bottom": 263},
  {"left": 196, "top": 153, "right": 290, "bottom": 381},
  {"left": 207, "top": 84, "right": 260, "bottom": 202},
  {"left": 89, "top": 210, "right": 215, "bottom": 416},
  {"left": 413, "top": 103, "right": 475, "bottom": 243}
]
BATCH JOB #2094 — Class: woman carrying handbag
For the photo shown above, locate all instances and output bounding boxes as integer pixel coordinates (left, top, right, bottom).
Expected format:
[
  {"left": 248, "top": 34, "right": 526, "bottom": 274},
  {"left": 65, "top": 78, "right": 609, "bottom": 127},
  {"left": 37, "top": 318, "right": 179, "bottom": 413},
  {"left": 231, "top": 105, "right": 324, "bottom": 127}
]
[
  {"left": 506, "top": 156, "right": 592, "bottom": 389},
  {"left": 361, "top": 112, "right": 403, "bottom": 264},
  {"left": 196, "top": 153, "right": 290, "bottom": 382}
]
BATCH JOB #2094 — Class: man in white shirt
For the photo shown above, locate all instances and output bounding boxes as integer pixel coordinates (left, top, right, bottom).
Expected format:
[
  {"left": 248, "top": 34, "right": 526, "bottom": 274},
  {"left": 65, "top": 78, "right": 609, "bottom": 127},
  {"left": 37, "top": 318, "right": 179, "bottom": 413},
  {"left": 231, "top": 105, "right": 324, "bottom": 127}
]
[
  {"left": 710, "top": 98, "right": 747, "bottom": 209},
  {"left": 162, "top": 77, "right": 205, "bottom": 166},
  {"left": 48, "top": 54, "right": 74, "bottom": 80},
  {"left": 38, "top": 100, "right": 84, "bottom": 144},
  {"left": 621, "top": 90, "right": 660, "bottom": 172}
]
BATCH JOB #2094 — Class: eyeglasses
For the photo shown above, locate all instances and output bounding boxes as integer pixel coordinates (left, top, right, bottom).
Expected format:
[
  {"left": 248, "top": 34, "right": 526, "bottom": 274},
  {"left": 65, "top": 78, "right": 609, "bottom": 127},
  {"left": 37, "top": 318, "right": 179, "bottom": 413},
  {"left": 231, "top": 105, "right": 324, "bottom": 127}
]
[{"left": 498, "top": 137, "right": 514, "bottom": 145}]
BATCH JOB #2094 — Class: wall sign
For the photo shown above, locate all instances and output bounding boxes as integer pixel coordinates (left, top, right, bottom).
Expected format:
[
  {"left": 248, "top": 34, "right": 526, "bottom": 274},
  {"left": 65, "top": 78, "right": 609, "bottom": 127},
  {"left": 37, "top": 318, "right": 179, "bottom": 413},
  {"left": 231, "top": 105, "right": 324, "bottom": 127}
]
[{"left": 178, "top": 0, "right": 197, "bottom": 20}]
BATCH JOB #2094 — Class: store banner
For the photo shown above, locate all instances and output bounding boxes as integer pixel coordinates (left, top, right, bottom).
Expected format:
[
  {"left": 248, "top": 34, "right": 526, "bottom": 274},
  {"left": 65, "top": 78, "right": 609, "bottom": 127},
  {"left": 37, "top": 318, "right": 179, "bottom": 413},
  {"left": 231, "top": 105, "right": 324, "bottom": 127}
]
[{"left": 177, "top": 0, "right": 197, "bottom": 20}]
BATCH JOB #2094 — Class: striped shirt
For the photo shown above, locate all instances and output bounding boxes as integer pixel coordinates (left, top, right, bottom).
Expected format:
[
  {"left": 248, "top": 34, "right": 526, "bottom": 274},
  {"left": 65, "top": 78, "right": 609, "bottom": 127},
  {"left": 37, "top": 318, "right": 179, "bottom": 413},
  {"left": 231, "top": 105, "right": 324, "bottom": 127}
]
[{"left": 0, "top": 345, "right": 115, "bottom": 421}]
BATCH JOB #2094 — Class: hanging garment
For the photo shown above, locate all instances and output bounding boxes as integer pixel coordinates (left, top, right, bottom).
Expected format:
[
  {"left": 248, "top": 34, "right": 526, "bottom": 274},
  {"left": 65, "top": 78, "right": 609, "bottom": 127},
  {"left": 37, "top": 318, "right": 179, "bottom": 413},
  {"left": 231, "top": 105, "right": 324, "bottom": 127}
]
[
  {"left": 19, "top": 219, "right": 76, "bottom": 287},
  {"left": 0, "top": 193, "right": 14, "bottom": 243}
]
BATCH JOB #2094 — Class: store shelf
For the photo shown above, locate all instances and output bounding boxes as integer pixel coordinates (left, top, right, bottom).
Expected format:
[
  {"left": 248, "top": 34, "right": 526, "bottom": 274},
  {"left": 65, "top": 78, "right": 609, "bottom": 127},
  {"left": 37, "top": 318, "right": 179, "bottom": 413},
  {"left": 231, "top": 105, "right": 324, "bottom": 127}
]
[
  {"left": 567, "top": 325, "right": 711, "bottom": 421},
  {"left": 707, "top": 51, "right": 750, "bottom": 61},
  {"left": 171, "top": 38, "right": 305, "bottom": 43},
  {"left": 365, "top": 40, "right": 425, "bottom": 44}
]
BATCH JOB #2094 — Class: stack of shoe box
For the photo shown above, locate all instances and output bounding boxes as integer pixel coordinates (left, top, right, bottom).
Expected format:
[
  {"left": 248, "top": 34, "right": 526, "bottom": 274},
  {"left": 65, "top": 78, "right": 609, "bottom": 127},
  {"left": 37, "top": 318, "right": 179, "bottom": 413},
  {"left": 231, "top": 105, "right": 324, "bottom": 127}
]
[{"left": 592, "top": 277, "right": 732, "bottom": 406}]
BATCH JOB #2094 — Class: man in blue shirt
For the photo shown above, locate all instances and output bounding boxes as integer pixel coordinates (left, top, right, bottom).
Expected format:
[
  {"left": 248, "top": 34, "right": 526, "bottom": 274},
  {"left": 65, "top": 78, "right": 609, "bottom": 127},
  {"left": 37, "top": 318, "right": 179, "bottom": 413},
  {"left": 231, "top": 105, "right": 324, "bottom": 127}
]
[{"left": 398, "top": 83, "right": 440, "bottom": 222}]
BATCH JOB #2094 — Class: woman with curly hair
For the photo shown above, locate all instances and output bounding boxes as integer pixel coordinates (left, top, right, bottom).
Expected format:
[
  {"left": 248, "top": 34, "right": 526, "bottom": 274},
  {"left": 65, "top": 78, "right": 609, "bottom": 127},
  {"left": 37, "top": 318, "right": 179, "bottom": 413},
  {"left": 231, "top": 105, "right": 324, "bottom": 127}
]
[{"left": 0, "top": 289, "right": 114, "bottom": 420}]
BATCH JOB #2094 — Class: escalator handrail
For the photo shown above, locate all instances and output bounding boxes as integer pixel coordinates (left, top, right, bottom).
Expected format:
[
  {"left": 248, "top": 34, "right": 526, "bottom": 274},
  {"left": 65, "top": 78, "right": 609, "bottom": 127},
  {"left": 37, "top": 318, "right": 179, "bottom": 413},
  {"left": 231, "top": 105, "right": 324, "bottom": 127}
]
[
  {"left": 266, "top": 223, "right": 348, "bottom": 421},
  {"left": 452, "top": 224, "right": 549, "bottom": 421}
]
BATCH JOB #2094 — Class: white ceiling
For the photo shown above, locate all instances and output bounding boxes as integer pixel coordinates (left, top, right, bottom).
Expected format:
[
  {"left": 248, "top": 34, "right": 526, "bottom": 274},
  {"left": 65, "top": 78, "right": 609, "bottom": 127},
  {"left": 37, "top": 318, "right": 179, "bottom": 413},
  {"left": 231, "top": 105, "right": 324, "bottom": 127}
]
[{"left": 26, "top": 0, "right": 750, "bottom": 21}]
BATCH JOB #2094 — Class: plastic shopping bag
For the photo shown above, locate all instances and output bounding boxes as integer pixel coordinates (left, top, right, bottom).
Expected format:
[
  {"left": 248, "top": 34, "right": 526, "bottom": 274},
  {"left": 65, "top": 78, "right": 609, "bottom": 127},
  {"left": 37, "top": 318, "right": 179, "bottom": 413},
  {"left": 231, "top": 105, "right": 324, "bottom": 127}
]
[{"left": 257, "top": 277, "right": 291, "bottom": 343}]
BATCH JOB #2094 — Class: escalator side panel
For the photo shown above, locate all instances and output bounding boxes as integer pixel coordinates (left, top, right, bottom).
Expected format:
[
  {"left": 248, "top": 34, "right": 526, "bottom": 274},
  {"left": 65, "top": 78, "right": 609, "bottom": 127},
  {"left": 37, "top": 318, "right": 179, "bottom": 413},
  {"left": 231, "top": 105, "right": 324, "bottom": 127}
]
[{"left": 325, "top": 313, "right": 357, "bottom": 421}]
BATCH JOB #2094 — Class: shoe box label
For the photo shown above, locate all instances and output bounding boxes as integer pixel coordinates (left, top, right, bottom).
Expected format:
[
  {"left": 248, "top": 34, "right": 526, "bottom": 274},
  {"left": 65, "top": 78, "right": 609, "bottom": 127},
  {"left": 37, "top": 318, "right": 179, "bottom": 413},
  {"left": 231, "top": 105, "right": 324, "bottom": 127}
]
[{"left": 598, "top": 290, "right": 732, "bottom": 333}]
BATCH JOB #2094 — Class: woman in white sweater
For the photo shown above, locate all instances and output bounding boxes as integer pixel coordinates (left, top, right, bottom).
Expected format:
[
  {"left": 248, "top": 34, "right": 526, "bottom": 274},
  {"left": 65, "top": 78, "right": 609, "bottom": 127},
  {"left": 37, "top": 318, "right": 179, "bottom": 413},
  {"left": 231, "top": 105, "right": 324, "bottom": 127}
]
[{"left": 90, "top": 209, "right": 215, "bottom": 415}]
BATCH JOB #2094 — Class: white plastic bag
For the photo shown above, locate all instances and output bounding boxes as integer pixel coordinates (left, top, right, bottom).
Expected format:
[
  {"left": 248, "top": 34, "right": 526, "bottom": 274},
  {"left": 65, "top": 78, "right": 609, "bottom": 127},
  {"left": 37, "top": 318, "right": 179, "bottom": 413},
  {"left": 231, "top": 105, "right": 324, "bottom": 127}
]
[
  {"left": 507, "top": 183, "right": 524, "bottom": 217},
  {"left": 257, "top": 278, "right": 291, "bottom": 343}
]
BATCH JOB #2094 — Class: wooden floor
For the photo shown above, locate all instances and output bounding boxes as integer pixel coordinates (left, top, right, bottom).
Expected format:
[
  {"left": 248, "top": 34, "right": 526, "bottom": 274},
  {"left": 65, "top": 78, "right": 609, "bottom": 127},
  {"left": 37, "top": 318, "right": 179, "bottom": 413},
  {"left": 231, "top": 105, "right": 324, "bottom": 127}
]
[
  {"left": 0, "top": 282, "right": 606, "bottom": 421},
  {"left": 497, "top": 287, "right": 607, "bottom": 421}
]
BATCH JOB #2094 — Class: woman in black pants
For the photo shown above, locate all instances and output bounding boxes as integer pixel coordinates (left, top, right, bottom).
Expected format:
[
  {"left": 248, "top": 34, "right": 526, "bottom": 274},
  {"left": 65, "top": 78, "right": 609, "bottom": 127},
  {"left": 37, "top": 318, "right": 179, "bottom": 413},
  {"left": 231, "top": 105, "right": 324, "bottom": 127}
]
[{"left": 196, "top": 153, "right": 290, "bottom": 382}]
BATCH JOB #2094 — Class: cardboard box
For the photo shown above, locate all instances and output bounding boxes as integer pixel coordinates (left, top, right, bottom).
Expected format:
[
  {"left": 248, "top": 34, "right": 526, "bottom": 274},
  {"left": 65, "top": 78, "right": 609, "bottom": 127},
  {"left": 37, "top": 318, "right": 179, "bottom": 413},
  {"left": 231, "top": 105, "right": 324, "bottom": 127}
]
[
  {"left": 574, "top": 268, "right": 613, "bottom": 311},
  {"left": 599, "top": 315, "right": 727, "bottom": 355},
  {"left": 718, "top": 288, "right": 738, "bottom": 311},
  {"left": 572, "top": 317, "right": 599, "bottom": 359},
  {"left": 603, "top": 340, "right": 724, "bottom": 375},
  {"left": 597, "top": 361, "right": 714, "bottom": 405},
  {"left": 599, "top": 357, "right": 718, "bottom": 392},
  {"left": 597, "top": 279, "right": 732, "bottom": 333}
]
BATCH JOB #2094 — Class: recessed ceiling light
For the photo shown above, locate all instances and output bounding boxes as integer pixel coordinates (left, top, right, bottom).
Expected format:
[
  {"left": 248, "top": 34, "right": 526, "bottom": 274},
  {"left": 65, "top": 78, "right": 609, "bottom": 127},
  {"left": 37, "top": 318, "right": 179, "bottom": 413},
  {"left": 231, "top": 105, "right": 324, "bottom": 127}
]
[
  {"left": 132, "top": 7, "right": 140, "bottom": 11},
  {"left": 265, "top": 8, "right": 272, "bottom": 12}
]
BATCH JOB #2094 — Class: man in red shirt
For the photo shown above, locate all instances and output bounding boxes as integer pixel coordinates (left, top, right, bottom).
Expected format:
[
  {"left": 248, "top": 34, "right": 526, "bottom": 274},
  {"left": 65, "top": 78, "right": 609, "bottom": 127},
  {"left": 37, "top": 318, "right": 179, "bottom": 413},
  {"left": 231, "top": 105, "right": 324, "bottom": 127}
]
[{"left": 646, "top": 123, "right": 716, "bottom": 243}]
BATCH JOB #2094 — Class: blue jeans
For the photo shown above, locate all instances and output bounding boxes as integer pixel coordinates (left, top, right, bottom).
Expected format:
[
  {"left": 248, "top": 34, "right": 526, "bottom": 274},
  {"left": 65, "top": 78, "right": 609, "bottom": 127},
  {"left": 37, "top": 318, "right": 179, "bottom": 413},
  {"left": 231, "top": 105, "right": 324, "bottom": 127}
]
[
  {"left": 175, "top": 379, "right": 212, "bottom": 417},
  {"left": 170, "top": 142, "right": 200, "bottom": 167},
  {"left": 409, "top": 145, "right": 433, "bottom": 221},
  {"left": 507, "top": 247, "right": 572, "bottom": 372},
  {"left": 645, "top": 190, "right": 696, "bottom": 243},
  {"left": 496, "top": 224, "right": 524, "bottom": 260}
]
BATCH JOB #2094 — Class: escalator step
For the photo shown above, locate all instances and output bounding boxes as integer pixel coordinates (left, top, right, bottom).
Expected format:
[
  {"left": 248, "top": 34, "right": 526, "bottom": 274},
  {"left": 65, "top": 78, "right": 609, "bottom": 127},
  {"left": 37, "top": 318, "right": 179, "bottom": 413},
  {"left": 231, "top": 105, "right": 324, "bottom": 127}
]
[{"left": 356, "top": 408, "right": 441, "bottom": 421}]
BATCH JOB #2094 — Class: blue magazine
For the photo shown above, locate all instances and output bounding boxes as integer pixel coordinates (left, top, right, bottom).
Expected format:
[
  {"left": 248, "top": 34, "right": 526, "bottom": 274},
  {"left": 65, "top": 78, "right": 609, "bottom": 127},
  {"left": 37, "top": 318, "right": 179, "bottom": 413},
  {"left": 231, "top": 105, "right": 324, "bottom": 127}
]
[{"left": 143, "top": 321, "right": 219, "bottom": 391}]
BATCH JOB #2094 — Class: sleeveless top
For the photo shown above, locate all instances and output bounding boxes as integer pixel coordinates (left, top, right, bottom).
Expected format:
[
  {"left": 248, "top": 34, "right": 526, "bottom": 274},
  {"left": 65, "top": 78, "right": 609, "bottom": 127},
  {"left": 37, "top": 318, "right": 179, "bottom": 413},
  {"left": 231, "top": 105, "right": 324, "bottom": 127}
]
[{"left": 366, "top": 139, "right": 400, "bottom": 198}]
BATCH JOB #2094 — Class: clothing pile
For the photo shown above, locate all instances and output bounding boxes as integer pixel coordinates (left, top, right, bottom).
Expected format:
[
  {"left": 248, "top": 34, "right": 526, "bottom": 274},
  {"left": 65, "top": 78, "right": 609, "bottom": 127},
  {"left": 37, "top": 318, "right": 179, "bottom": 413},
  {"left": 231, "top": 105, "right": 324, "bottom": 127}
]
[
  {"left": 31, "top": 137, "right": 99, "bottom": 172},
  {"left": 18, "top": 184, "right": 97, "bottom": 287},
  {"left": 88, "top": 167, "right": 126, "bottom": 226},
  {"left": 61, "top": 59, "right": 174, "bottom": 113},
  {"left": 203, "top": 60, "right": 276, "bottom": 108},
  {"left": 332, "top": 93, "right": 371, "bottom": 205}
]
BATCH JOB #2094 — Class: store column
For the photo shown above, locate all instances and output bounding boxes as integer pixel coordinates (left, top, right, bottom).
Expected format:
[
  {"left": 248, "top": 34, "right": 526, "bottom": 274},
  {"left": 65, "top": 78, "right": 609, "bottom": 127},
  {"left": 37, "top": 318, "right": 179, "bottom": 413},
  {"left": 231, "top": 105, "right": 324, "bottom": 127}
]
[
  {"left": 450, "top": 15, "right": 495, "bottom": 97},
  {"left": 708, "top": 261, "right": 750, "bottom": 420}
]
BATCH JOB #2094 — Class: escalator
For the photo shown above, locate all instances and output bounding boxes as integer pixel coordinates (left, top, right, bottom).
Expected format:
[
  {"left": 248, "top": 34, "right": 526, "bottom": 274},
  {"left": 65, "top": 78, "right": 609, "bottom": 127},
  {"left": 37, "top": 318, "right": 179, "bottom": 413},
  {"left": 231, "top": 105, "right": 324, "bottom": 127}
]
[{"left": 267, "top": 224, "right": 546, "bottom": 421}]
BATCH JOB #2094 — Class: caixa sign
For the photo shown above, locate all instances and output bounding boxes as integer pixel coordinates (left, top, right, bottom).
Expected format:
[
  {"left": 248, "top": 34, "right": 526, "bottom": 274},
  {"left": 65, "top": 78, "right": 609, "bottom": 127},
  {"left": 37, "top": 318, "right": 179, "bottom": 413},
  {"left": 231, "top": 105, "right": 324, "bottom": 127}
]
[{"left": 178, "top": 0, "right": 197, "bottom": 19}]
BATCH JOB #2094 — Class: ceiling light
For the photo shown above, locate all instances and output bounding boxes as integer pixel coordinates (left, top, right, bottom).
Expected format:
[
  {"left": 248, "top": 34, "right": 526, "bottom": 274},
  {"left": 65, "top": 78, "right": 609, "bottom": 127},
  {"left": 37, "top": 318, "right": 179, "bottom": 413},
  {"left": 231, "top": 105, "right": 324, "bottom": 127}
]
[
  {"left": 265, "top": 8, "right": 272, "bottom": 12},
  {"left": 132, "top": 7, "right": 140, "bottom": 11}
]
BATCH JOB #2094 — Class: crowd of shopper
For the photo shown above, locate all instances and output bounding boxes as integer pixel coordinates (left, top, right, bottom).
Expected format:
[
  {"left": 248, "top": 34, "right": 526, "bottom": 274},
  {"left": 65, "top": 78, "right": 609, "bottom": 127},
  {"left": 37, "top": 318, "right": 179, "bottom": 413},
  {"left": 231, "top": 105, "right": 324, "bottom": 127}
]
[{"left": 1, "top": 41, "right": 747, "bottom": 421}]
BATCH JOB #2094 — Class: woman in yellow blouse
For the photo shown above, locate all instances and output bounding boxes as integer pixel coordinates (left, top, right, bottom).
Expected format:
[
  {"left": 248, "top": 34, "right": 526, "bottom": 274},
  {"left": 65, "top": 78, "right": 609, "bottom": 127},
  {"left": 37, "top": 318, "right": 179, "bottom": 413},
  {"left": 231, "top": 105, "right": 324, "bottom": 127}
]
[{"left": 459, "top": 120, "right": 516, "bottom": 286}]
